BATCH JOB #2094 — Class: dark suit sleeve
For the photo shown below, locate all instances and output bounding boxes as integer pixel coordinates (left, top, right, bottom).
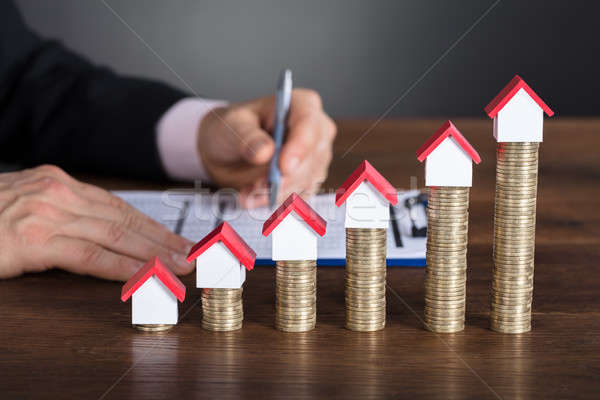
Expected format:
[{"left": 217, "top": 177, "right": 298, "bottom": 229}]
[{"left": 0, "top": 1, "right": 187, "bottom": 179}]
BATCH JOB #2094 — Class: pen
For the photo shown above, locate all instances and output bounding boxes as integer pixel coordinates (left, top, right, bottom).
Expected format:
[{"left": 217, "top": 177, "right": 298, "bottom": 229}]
[{"left": 268, "top": 69, "right": 292, "bottom": 209}]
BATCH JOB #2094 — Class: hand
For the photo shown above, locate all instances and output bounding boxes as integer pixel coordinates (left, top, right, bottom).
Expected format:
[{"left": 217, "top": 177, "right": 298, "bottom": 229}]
[
  {"left": 197, "top": 88, "right": 337, "bottom": 208},
  {"left": 0, "top": 165, "right": 194, "bottom": 281}
]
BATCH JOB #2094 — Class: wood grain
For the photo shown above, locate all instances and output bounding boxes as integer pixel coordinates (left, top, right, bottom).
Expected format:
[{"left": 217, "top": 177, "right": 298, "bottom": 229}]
[{"left": 1, "top": 118, "right": 599, "bottom": 399}]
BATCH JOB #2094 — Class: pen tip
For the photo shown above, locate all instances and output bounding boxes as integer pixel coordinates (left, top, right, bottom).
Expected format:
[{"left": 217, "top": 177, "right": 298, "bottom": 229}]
[{"left": 279, "top": 69, "right": 292, "bottom": 87}]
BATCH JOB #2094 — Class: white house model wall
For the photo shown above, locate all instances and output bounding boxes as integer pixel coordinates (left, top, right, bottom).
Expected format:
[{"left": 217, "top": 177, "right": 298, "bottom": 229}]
[
  {"left": 131, "top": 276, "right": 178, "bottom": 324},
  {"left": 344, "top": 181, "right": 391, "bottom": 229},
  {"left": 196, "top": 242, "right": 246, "bottom": 289},
  {"left": 272, "top": 212, "right": 318, "bottom": 260},
  {"left": 493, "top": 88, "right": 544, "bottom": 143},
  {"left": 425, "top": 137, "right": 473, "bottom": 187}
]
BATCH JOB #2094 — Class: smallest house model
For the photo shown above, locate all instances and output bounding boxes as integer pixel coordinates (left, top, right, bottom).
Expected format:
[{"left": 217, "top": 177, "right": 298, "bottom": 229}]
[
  {"left": 187, "top": 222, "right": 257, "bottom": 289},
  {"left": 121, "top": 257, "right": 186, "bottom": 325},
  {"left": 416, "top": 120, "right": 481, "bottom": 187},
  {"left": 335, "top": 160, "right": 398, "bottom": 228}
]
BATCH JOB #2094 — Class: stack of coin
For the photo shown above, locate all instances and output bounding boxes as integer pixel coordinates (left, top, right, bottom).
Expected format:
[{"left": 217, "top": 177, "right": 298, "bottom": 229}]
[
  {"left": 491, "top": 142, "right": 539, "bottom": 334},
  {"left": 134, "top": 324, "right": 174, "bottom": 332},
  {"left": 201, "top": 287, "right": 243, "bottom": 331},
  {"left": 424, "top": 186, "right": 470, "bottom": 333},
  {"left": 345, "top": 228, "right": 386, "bottom": 332},
  {"left": 275, "top": 260, "right": 316, "bottom": 332}
]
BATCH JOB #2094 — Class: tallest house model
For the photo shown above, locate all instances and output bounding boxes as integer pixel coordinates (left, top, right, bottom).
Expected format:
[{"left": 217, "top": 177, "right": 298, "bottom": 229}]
[{"left": 485, "top": 75, "right": 554, "bottom": 334}]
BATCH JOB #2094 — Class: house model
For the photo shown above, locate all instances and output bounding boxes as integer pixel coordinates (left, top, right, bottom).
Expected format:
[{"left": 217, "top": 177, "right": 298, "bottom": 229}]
[
  {"left": 485, "top": 75, "right": 554, "bottom": 142},
  {"left": 416, "top": 120, "right": 481, "bottom": 187},
  {"left": 262, "top": 193, "right": 327, "bottom": 260},
  {"left": 121, "top": 257, "right": 186, "bottom": 325},
  {"left": 335, "top": 160, "right": 398, "bottom": 228},
  {"left": 187, "top": 222, "right": 256, "bottom": 289}
]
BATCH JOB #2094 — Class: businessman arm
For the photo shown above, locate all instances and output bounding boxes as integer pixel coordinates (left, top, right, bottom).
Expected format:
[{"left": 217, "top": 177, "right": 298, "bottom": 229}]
[{"left": 0, "top": 1, "right": 184, "bottom": 179}]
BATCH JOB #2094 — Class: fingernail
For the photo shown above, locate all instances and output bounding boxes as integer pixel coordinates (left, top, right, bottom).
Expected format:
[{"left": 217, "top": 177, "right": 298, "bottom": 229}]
[
  {"left": 245, "top": 138, "right": 268, "bottom": 160},
  {"left": 172, "top": 253, "right": 191, "bottom": 270},
  {"left": 286, "top": 156, "right": 299, "bottom": 172}
]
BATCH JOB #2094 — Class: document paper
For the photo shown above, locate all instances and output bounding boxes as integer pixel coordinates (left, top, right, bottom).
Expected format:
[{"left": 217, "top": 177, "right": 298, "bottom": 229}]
[{"left": 115, "top": 191, "right": 427, "bottom": 266}]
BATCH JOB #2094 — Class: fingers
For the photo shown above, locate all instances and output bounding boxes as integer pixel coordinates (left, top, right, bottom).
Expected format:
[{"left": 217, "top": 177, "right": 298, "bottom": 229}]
[
  {"left": 238, "top": 178, "right": 269, "bottom": 209},
  {"left": 58, "top": 215, "right": 194, "bottom": 275},
  {"left": 13, "top": 174, "right": 193, "bottom": 255},
  {"left": 232, "top": 89, "right": 336, "bottom": 208},
  {"left": 77, "top": 199, "right": 193, "bottom": 255},
  {"left": 0, "top": 166, "right": 195, "bottom": 280},
  {"left": 274, "top": 89, "right": 335, "bottom": 202},
  {"left": 279, "top": 89, "right": 336, "bottom": 175},
  {"left": 231, "top": 111, "right": 275, "bottom": 165},
  {"left": 45, "top": 235, "right": 143, "bottom": 281}
]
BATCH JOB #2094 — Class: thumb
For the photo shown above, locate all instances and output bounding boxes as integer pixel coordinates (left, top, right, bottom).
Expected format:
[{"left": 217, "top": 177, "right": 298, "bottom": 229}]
[{"left": 239, "top": 127, "right": 274, "bottom": 165}]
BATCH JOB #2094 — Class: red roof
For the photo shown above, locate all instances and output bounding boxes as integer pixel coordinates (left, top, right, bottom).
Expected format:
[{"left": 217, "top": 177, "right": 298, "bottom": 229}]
[
  {"left": 335, "top": 160, "right": 397, "bottom": 206},
  {"left": 262, "top": 193, "right": 327, "bottom": 237},
  {"left": 121, "top": 257, "right": 186, "bottom": 302},
  {"left": 485, "top": 75, "right": 554, "bottom": 118},
  {"left": 186, "top": 222, "right": 256, "bottom": 270},
  {"left": 416, "top": 120, "right": 481, "bottom": 164}
]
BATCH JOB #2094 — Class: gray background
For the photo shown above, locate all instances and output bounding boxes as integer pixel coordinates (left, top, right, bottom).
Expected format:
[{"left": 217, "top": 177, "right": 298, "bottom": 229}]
[{"left": 15, "top": 0, "right": 598, "bottom": 117}]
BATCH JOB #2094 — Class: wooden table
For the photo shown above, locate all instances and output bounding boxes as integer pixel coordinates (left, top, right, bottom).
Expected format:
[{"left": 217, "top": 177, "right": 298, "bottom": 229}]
[{"left": 1, "top": 119, "right": 599, "bottom": 399}]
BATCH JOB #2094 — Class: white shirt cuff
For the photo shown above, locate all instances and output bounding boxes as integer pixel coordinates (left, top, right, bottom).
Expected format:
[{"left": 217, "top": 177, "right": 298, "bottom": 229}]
[{"left": 156, "top": 97, "right": 227, "bottom": 182}]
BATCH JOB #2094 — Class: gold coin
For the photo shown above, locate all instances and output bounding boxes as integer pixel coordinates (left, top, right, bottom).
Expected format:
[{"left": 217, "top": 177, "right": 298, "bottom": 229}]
[
  {"left": 492, "top": 268, "right": 534, "bottom": 277},
  {"left": 490, "top": 325, "right": 531, "bottom": 334},
  {"left": 276, "top": 270, "right": 316, "bottom": 277},
  {"left": 345, "top": 271, "right": 386, "bottom": 279},
  {"left": 276, "top": 312, "right": 316, "bottom": 321},
  {"left": 202, "top": 320, "right": 243, "bottom": 329},
  {"left": 427, "top": 210, "right": 469, "bottom": 218},
  {"left": 426, "top": 235, "right": 468, "bottom": 244},
  {"left": 345, "top": 259, "right": 386, "bottom": 266},
  {"left": 493, "top": 265, "right": 535, "bottom": 273},
  {"left": 491, "top": 304, "right": 531, "bottom": 313},
  {"left": 425, "top": 297, "right": 466, "bottom": 306},
  {"left": 277, "top": 326, "right": 315, "bottom": 333},
  {"left": 276, "top": 319, "right": 316, "bottom": 326},
  {"left": 276, "top": 296, "right": 317, "bottom": 304},
  {"left": 345, "top": 254, "right": 387, "bottom": 260},
  {"left": 424, "top": 315, "right": 465, "bottom": 325},
  {"left": 425, "top": 277, "right": 466, "bottom": 286},
  {"left": 491, "top": 296, "right": 533, "bottom": 306},
  {"left": 424, "top": 306, "right": 465, "bottom": 315},
  {"left": 346, "top": 302, "right": 386, "bottom": 311},
  {"left": 424, "top": 300, "right": 465, "bottom": 306},
  {"left": 490, "top": 314, "right": 531, "bottom": 324},
  {"left": 490, "top": 314, "right": 531, "bottom": 322},
  {"left": 202, "top": 306, "right": 243, "bottom": 314},
  {"left": 346, "top": 306, "right": 386, "bottom": 314},
  {"left": 426, "top": 253, "right": 467, "bottom": 261},
  {"left": 346, "top": 312, "right": 386, "bottom": 321},
  {"left": 495, "top": 182, "right": 538, "bottom": 190},
  {"left": 202, "top": 293, "right": 243, "bottom": 300},
  {"left": 345, "top": 321, "right": 385, "bottom": 330},
  {"left": 493, "top": 247, "right": 535, "bottom": 255},
  {"left": 134, "top": 324, "right": 174, "bottom": 332},
  {"left": 345, "top": 267, "right": 386, "bottom": 274},
  {"left": 345, "top": 291, "right": 386, "bottom": 300},
  {"left": 494, "top": 199, "right": 538, "bottom": 207},
  {"left": 425, "top": 276, "right": 467, "bottom": 285},
  {"left": 493, "top": 275, "right": 534, "bottom": 284},
  {"left": 424, "top": 301, "right": 466, "bottom": 310},
  {"left": 424, "top": 323, "right": 464, "bottom": 333},
  {"left": 345, "top": 278, "right": 386, "bottom": 287},
  {"left": 203, "top": 316, "right": 244, "bottom": 325},
  {"left": 427, "top": 203, "right": 470, "bottom": 210}
]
